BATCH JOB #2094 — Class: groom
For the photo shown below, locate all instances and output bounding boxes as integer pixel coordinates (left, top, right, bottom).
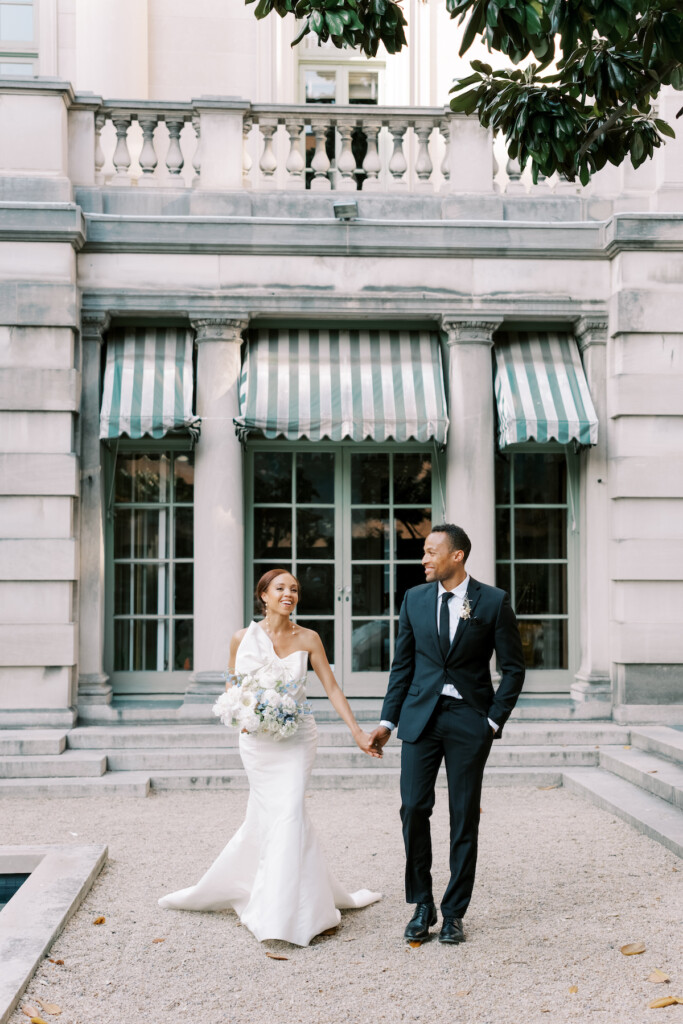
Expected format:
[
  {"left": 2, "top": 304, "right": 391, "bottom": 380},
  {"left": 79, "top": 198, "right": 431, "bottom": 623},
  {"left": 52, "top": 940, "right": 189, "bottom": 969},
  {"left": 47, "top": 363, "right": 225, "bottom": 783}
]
[{"left": 369, "top": 523, "right": 525, "bottom": 944}]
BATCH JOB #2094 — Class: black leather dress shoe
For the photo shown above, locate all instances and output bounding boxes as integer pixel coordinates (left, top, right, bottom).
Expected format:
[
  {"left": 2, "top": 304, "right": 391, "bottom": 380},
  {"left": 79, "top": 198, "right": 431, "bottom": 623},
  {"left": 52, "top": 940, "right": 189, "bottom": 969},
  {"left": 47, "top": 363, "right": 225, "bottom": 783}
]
[
  {"left": 404, "top": 902, "right": 437, "bottom": 940},
  {"left": 439, "top": 917, "right": 465, "bottom": 944}
]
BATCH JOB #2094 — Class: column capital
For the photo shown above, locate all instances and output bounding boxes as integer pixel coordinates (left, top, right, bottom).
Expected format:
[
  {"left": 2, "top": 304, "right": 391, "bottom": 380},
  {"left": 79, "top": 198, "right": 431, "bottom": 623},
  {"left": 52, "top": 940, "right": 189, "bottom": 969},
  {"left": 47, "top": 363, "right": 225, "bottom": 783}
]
[
  {"left": 575, "top": 316, "right": 608, "bottom": 351},
  {"left": 191, "top": 317, "right": 249, "bottom": 344},
  {"left": 81, "top": 311, "right": 111, "bottom": 344},
  {"left": 441, "top": 319, "right": 502, "bottom": 346}
]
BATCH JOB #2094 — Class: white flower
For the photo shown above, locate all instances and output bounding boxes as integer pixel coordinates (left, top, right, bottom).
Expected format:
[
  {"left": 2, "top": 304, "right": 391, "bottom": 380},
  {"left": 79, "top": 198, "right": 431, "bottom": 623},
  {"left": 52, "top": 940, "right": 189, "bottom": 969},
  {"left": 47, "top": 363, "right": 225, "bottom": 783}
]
[
  {"left": 262, "top": 688, "right": 282, "bottom": 708},
  {"left": 460, "top": 596, "right": 472, "bottom": 620},
  {"left": 241, "top": 711, "right": 262, "bottom": 734}
]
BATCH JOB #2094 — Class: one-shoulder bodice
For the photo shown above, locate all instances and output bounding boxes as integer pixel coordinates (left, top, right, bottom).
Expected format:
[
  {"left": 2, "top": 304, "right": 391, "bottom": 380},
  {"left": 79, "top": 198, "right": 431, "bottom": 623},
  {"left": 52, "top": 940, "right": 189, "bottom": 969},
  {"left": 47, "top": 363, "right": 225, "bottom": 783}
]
[{"left": 235, "top": 621, "right": 309, "bottom": 702}]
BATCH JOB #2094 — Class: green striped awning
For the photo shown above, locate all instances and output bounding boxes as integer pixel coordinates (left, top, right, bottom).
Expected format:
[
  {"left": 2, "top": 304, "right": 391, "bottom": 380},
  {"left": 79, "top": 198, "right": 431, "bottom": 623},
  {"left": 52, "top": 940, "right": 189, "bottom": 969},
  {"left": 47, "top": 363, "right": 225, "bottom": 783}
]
[
  {"left": 235, "top": 328, "right": 449, "bottom": 443},
  {"left": 494, "top": 331, "right": 598, "bottom": 448},
  {"left": 100, "top": 327, "right": 198, "bottom": 440}
]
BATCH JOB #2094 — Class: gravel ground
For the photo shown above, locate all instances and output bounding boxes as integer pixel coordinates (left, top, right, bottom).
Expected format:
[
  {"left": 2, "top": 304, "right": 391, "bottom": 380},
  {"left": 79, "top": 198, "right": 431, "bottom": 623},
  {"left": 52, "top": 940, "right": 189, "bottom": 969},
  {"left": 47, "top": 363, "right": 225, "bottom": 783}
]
[{"left": 3, "top": 786, "right": 681, "bottom": 1024}]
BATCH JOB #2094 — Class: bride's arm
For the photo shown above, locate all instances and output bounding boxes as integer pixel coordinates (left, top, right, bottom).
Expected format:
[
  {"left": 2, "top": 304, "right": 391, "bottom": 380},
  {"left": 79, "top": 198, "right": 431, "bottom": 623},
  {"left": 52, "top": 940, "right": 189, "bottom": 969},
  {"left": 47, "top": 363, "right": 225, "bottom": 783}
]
[
  {"left": 226, "top": 629, "right": 247, "bottom": 688},
  {"left": 308, "top": 632, "right": 382, "bottom": 759}
]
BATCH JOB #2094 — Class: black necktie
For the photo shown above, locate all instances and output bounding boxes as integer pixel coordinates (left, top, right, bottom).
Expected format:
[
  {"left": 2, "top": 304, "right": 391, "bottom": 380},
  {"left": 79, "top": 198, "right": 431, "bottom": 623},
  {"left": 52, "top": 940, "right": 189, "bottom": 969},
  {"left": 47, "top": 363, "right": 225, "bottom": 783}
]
[{"left": 439, "top": 591, "right": 453, "bottom": 659}]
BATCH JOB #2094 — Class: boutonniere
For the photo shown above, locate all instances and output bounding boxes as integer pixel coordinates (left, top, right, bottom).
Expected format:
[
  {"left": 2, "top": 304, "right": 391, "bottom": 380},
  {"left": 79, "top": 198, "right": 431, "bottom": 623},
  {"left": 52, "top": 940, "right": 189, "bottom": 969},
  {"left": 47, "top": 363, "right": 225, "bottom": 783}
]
[{"left": 460, "top": 596, "right": 472, "bottom": 620}]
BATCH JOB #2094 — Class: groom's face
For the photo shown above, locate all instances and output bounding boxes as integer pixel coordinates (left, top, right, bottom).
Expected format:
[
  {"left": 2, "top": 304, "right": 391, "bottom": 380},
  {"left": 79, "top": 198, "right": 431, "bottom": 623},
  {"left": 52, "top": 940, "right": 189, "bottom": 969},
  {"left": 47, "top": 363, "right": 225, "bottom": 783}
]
[{"left": 422, "top": 532, "right": 464, "bottom": 583}]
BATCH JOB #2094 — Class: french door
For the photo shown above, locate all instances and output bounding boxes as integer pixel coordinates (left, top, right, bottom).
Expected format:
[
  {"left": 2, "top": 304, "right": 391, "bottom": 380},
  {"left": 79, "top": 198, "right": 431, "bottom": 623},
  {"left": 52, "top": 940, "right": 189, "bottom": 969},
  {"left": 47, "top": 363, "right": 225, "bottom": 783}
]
[{"left": 247, "top": 443, "right": 441, "bottom": 696}]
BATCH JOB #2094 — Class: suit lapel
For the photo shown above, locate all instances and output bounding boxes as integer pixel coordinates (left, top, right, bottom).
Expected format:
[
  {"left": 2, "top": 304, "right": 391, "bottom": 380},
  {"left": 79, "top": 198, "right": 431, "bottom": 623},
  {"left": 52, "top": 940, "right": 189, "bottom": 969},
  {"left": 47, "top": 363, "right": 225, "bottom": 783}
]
[
  {"left": 425, "top": 582, "right": 440, "bottom": 656},
  {"left": 446, "top": 577, "right": 482, "bottom": 660}
]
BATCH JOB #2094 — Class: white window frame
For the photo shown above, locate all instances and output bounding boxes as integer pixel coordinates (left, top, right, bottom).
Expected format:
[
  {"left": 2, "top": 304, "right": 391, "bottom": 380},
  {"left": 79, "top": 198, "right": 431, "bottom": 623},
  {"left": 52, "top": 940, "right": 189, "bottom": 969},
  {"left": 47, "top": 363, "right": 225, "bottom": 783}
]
[
  {"left": 0, "top": 0, "right": 38, "bottom": 73},
  {"left": 298, "top": 61, "right": 386, "bottom": 106}
]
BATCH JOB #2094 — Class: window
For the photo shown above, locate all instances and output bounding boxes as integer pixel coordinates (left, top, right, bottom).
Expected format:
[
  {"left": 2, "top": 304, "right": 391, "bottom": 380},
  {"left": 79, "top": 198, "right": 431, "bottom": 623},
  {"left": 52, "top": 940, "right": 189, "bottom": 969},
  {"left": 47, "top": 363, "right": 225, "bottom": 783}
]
[
  {"left": 0, "top": 0, "right": 37, "bottom": 75},
  {"left": 495, "top": 449, "right": 576, "bottom": 687},
  {"left": 109, "top": 448, "right": 194, "bottom": 691}
]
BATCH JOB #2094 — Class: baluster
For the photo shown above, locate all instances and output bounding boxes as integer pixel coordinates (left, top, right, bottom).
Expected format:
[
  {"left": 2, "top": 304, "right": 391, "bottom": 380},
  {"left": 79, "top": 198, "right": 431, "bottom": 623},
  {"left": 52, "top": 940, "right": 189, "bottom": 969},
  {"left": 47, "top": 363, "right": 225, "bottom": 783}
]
[
  {"left": 309, "top": 118, "right": 331, "bottom": 191},
  {"left": 361, "top": 119, "right": 382, "bottom": 191},
  {"left": 94, "top": 112, "right": 106, "bottom": 185},
  {"left": 192, "top": 113, "right": 201, "bottom": 187},
  {"left": 335, "top": 120, "right": 357, "bottom": 192},
  {"left": 259, "top": 121, "right": 278, "bottom": 180},
  {"left": 111, "top": 114, "right": 133, "bottom": 185},
  {"left": 165, "top": 118, "right": 185, "bottom": 178},
  {"left": 138, "top": 114, "right": 159, "bottom": 186},
  {"left": 414, "top": 121, "right": 434, "bottom": 190},
  {"left": 388, "top": 121, "right": 408, "bottom": 189},
  {"left": 439, "top": 118, "right": 450, "bottom": 188},
  {"left": 506, "top": 155, "right": 525, "bottom": 193},
  {"left": 242, "top": 115, "right": 253, "bottom": 187},
  {"left": 284, "top": 119, "right": 306, "bottom": 190}
]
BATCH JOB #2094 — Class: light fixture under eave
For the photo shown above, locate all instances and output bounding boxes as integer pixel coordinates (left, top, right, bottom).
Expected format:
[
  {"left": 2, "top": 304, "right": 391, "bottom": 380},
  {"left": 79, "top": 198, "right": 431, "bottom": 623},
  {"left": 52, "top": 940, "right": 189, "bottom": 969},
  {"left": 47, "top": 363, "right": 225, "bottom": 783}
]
[{"left": 333, "top": 201, "right": 358, "bottom": 222}]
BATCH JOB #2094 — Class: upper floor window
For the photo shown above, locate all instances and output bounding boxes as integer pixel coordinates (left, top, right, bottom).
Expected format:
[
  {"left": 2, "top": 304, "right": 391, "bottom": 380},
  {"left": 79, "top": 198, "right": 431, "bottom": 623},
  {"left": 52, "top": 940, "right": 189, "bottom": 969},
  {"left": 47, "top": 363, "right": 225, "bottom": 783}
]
[
  {"left": 301, "top": 64, "right": 381, "bottom": 106},
  {"left": 0, "top": 0, "right": 37, "bottom": 75}
]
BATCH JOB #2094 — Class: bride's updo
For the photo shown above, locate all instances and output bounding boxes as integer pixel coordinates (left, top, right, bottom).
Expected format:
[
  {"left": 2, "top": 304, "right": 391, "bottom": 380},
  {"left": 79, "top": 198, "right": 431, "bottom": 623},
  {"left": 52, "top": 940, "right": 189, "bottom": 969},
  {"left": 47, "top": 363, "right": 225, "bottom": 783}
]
[{"left": 255, "top": 568, "right": 301, "bottom": 612}]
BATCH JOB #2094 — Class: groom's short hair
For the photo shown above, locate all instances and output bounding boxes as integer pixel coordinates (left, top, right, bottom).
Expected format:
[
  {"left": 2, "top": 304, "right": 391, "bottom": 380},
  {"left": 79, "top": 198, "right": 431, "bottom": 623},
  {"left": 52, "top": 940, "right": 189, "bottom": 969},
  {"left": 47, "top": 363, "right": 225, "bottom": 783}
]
[{"left": 431, "top": 523, "right": 472, "bottom": 563}]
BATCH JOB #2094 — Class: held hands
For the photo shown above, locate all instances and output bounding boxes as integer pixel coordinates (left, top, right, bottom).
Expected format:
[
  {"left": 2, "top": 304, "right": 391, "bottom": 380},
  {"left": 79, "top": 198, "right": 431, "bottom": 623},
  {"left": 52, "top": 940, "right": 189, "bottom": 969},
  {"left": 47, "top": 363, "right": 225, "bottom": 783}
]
[
  {"left": 354, "top": 728, "right": 384, "bottom": 759},
  {"left": 368, "top": 725, "right": 391, "bottom": 756}
]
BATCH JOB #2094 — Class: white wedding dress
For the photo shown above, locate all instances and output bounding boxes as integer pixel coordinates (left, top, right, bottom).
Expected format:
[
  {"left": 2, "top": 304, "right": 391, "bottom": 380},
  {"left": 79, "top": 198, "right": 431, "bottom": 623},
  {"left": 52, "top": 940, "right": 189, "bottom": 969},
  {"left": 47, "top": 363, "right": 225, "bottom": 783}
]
[{"left": 159, "top": 621, "right": 381, "bottom": 946}]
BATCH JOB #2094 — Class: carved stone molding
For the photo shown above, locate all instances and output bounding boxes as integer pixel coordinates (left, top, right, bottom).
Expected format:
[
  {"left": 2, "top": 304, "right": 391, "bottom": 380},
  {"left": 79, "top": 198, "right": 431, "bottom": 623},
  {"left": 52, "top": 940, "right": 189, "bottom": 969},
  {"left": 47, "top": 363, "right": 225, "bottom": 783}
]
[
  {"left": 191, "top": 317, "right": 249, "bottom": 344},
  {"left": 441, "top": 319, "right": 502, "bottom": 346},
  {"left": 575, "top": 316, "right": 609, "bottom": 351},
  {"left": 81, "top": 311, "right": 111, "bottom": 344}
]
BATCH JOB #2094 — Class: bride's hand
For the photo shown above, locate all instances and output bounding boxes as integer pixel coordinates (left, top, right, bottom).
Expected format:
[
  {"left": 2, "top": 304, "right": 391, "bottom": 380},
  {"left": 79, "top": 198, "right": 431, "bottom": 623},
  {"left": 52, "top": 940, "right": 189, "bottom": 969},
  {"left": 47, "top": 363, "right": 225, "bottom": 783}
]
[{"left": 354, "top": 728, "right": 383, "bottom": 759}]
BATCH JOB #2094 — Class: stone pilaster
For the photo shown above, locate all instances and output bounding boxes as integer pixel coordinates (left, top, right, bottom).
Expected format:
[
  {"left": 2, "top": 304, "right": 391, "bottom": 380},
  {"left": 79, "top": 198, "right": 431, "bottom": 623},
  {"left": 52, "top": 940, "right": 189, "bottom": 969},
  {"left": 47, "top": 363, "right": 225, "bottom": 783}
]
[
  {"left": 184, "top": 318, "right": 249, "bottom": 704},
  {"left": 77, "top": 311, "right": 113, "bottom": 706},
  {"left": 571, "top": 316, "right": 612, "bottom": 704},
  {"left": 441, "top": 319, "right": 501, "bottom": 586}
]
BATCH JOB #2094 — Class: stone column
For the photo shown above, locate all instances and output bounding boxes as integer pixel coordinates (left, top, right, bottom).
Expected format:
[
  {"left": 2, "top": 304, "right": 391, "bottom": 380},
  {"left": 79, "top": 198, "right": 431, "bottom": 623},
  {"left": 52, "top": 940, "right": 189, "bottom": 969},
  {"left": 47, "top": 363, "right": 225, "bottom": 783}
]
[
  {"left": 442, "top": 319, "right": 501, "bottom": 585},
  {"left": 184, "top": 318, "right": 248, "bottom": 705},
  {"left": 77, "top": 312, "right": 113, "bottom": 706},
  {"left": 571, "top": 316, "right": 612, "bottom": 705}
]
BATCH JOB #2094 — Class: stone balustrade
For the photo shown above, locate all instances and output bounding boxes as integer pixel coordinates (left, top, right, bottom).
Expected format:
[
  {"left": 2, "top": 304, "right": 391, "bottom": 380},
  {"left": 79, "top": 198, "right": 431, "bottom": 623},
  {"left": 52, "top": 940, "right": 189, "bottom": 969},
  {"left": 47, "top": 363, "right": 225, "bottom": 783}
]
[{"left": 0, "top": 77, "right": 677, "bottom": 206}]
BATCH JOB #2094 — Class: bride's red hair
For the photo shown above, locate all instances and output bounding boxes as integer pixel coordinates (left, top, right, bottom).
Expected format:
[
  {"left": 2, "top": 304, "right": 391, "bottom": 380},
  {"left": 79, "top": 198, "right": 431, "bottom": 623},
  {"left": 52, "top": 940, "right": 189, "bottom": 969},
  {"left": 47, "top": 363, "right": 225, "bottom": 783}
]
[{"left": 255, "top": 568, "right": 301, "bottom": 612}]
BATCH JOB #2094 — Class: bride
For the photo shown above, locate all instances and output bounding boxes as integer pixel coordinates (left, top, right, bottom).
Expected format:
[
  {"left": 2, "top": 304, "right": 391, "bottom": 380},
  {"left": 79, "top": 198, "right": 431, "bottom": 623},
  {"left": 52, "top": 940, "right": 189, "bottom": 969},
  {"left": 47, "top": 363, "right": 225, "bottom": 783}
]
[{"left": 159, "top": 568, "right": 382, "bottom": 946}]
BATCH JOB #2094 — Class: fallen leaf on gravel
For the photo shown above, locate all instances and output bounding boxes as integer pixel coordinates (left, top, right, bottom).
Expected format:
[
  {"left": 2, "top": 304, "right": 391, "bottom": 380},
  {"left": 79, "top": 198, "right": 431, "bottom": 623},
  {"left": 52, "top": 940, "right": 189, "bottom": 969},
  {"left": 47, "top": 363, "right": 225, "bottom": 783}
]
[
  {"left": 621, "top": 942, "right": 646, "bottom": 956},
  {"left": 541, "top": 1009, "right": 550, "bottom": 1013},
  {"left": 93, "top": 917, "right": 105, "bottom": 925},
  {"left": 569, "top": 986, "right": 578, "bottom": 994},
  {"left": 152, "top": 938, "right": 165, "bottom": 944},
  {"left": 537, "top": 785, "right": 559, "bottom": 790},
  {"left": 265, "top": 952, "right": 288, "bottom": 960},
  {"left": 648, "top": 970, "right": 671, "bottom": 984},
  {"left": 54, "top": 960, "right": 64, "bottom": 966},
  {"left": 37, "top": 1000, "right": 62, "bottom": 1014},
  {"left": 21, "top": 1007, "right": 39, "bottom": 1019},
  {"left": 342, "top": 937, "right": 356, "bottom": 942},
  {"left": 29, "top": 1017, "right": 48, "bottom": 1024},
  {"left": 408, "top": 941, "right": 422, "bottom": 948},
  {"left": 456, "top": 990, "right": 469, "bottom": 997},
  {"left": 648, "top": 770, "right": 658, "bottom": 774},
  {"left": 649, "top": 997, "right": 677, "bottom": 1009},
  {"left": 320, "top": 927, "right": 337, "bottom": 936}
]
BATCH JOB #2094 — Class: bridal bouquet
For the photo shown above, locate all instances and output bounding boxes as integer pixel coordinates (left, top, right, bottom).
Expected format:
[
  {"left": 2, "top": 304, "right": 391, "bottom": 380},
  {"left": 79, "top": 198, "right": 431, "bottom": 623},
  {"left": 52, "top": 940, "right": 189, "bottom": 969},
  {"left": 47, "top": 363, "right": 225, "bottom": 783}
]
[{"left": 212, "top": 668, "right": 310, "bottom": 740}]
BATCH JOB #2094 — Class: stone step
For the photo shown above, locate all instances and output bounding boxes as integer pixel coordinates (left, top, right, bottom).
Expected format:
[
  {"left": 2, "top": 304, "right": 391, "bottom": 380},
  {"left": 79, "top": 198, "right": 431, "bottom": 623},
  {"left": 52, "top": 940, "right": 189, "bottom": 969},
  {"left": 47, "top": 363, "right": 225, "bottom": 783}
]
[
  {"left": 0, "top": 729, "right": 68, "bottom": 756},
  {"left": 148, "top": 765, "right": 564, "bottom": 792},
  {"left": 630, "top": 726, "right": 683, "bottom": 764},
  {"left": 103, "top": 743, "right": 599, "bottom": 773},
  {"left": 66, "top": 722, "right": 630, "bottom": 751},
  {"left": 562, "top": 768, "right": 683, "bottom": 860},
  {"left": 0, "top": 772, "right": 150, "bottom": 798},
  {"left": 0, "top": 751, "right": 106, "bottom": 779},
  {"left": 599, "top": 746, "right": 683, "bottom": 810}
]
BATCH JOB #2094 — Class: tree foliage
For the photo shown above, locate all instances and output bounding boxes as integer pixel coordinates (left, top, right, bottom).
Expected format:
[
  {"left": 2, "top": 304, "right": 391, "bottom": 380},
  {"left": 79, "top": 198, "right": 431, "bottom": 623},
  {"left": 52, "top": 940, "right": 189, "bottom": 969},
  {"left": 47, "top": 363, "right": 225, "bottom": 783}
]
[{"left": 246, "top": 0, "right": 683, "bottom": 183}]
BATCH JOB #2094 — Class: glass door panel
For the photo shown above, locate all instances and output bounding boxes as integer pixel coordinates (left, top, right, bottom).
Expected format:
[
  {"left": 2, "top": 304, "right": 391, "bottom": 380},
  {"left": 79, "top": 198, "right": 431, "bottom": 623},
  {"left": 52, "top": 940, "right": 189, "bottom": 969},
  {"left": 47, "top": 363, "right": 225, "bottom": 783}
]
[{"left": 249, "top": 446, "right": 435, "bottom": 696}]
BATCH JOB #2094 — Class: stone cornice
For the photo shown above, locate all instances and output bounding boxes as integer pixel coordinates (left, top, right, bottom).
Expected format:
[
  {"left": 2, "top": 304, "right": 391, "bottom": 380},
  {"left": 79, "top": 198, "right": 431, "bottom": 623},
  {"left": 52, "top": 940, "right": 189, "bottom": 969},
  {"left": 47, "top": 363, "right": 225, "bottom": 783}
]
[
  {"left": 0, "top": 204, "right": 86, "bottom": 249},
  {"left": 81, "top": 311, "right": 111, "bottom": 342}
]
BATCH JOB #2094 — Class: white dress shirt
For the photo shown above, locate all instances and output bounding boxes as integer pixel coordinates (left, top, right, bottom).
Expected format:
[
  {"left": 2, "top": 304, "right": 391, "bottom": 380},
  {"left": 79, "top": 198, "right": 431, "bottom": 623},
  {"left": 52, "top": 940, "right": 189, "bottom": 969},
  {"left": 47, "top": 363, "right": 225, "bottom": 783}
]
[{"left": 380, "top": 575, "right": 498, "bottom": 733}]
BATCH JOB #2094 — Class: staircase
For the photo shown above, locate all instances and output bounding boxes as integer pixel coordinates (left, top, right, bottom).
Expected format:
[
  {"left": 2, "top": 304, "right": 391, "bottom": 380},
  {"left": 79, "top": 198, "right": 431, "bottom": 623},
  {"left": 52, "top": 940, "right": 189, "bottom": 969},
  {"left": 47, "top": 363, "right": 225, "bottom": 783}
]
[{"left": 1, "top": 719, "right": 681, "bottom": 859}]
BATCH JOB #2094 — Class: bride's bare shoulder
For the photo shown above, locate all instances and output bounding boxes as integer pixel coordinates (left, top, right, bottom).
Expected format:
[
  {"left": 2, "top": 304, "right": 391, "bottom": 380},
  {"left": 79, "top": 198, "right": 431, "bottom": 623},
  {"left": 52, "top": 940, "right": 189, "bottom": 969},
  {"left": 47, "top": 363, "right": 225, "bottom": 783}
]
[
  {"left": 229, "top": 626, "right": 250, "bottom": 656},
  {"left": 296, "top": 624, "right": 321, "bottom": 650}
]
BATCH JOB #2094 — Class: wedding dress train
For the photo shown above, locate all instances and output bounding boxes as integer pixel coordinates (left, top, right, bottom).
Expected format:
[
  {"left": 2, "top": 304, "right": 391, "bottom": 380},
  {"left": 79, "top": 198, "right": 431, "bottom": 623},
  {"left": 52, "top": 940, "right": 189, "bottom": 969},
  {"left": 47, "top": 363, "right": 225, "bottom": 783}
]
[{"left": 159, "top": 621, "right": 381, "bottom": 946}]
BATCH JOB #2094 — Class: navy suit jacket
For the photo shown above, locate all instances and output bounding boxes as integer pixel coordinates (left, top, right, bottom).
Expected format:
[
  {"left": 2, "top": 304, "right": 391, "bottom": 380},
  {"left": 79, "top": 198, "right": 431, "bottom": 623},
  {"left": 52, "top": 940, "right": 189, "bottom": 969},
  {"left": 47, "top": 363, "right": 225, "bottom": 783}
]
[{"left": 380, "top": 578, "right": 525, "bottom": 742}]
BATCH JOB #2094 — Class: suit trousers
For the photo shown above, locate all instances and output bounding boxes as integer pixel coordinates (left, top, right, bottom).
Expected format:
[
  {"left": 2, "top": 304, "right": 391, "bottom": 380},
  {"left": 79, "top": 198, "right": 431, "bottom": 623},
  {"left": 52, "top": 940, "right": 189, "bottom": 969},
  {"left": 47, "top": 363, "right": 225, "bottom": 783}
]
[{"left": 400, "top": 696, "right": 493, "bottom": 918}]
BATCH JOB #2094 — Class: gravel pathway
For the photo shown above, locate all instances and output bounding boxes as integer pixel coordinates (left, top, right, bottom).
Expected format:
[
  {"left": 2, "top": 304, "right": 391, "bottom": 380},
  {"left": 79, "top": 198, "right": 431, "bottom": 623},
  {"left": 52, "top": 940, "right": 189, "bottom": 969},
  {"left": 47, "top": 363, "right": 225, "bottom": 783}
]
[{"left": 3, "top": 786, "right": 681, "bottom": 1024}]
